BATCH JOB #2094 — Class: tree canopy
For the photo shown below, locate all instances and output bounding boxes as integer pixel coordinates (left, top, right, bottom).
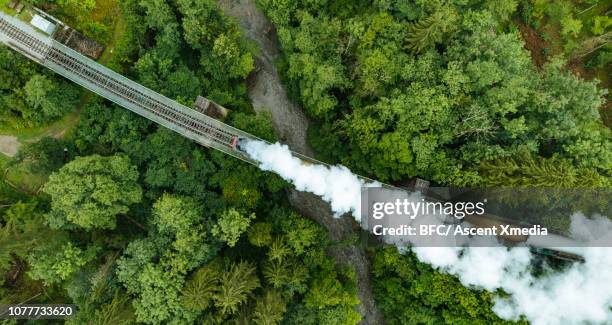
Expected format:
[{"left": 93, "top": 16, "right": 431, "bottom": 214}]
[
  {"left": 0, "top": 1, "right": 609, "bottom": 324},
  {"left": 259, "top": 0, "right": 610, "bottom": 185},
  {"left": 0, "top": 47, "right": 80, "bottom": 129},
  {"left": 44, "top": 155, "right": 142, "bottom": 230}
]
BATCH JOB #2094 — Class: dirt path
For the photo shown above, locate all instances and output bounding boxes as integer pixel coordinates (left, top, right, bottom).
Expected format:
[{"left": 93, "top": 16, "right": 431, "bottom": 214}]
[
  {"left": 218, "top": 1, "right": 384, "bottom": 324},
  {"left": 0, "top": 135, "right": 20, "bottom": 157}
]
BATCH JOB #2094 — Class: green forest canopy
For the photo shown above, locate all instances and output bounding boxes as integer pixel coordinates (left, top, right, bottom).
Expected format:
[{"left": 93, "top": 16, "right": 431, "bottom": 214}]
[
  {"left": 259, "top": 0, "right": 610, "bottom": 185},
  {"left": 0, "top": 0, "right": 610, "bottom": 324}
]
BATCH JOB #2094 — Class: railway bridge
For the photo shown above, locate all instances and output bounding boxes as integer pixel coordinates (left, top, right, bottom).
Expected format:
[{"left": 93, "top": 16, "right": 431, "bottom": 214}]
[
  {"left": 0, "top": 12, "right": 586, "bottom": 260},
  {"left": 0, "top": 11, "right": 268, "bottom": 165}
]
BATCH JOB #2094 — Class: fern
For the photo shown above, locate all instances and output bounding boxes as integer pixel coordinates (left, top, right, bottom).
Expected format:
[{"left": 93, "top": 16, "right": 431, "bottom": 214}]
[
  {"left": 213, "top": 261, "right": 260, "bottom": 316},
  {"left": 405, "top": 6, "right": 459, "bottom": 54},
  {"left": 181, "top": 264, "right": 219, "bottom": 312}
]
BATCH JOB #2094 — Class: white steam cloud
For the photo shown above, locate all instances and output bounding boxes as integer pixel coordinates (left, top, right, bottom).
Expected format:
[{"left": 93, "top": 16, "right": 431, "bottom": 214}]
[
  {"left": 243, "top": 140, "right": 612, "bottom": 325},
  {"left": 413, "top": 244, "right": 612, "bottom": 325},
  {"left": 244, "top": 141, "right": 378, "bottom": 219}
]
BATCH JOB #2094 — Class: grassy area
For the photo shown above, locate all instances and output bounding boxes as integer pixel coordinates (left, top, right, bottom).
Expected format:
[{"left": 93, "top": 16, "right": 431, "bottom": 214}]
[
  {"left": 4, "top": 162, "right": 47, "bottom": 193},
  {"left": 0, "top": 110, "right": 78, "bottom": 194},
  {"left": 16, "top": 6, "right": 31, "bottom": 22},
  {"left": 0, "top": 0, "right": 16, "bottom": 15},
  {"left": 90, "top": 0, "right": 120, "bottom": 25},
  {"left": 0, "top": 152, "right": 46, "bottom": 194},
  {"left": 0, "top": 110, "right": 81, "bottom": 142},
  {"left": 89, "top": 0, "right": 121, "bottom": 46},
  {"left": 98, "top": 12, "right": 125, "bottom": 65},
  {"left": 0, "top": 153, "right": 10, "bottom": 167}
]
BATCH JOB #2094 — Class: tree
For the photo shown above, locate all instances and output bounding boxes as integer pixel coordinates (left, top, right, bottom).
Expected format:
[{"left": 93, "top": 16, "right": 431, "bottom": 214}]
[
  {"left": 248, "top": 222, "right": 274, "bottom": 247},
  {"left": 405, "top": 6, "right": 458, "bottom": 54},
  {"left": 281, "top": 212, "right": 321, "bottom": 255},
  {"left": 284, "top": 12, "right": 349, "bottom": 118},
  {"left": 230, "top": 111, "right": 277, "bottom": 143},
  {"left": 0, "top": 48, "right": 39, "bottom": 129},
  {"left": 44, "top": 155, "right": 142, "bottom": 230},
  {"left": 211, "top": 33, "right": 254, "bottom": 80},
  {"left": 212, "top": 209, "right": 255, "bottom": 247},
  {"left": 257, "top": 0, "right": 298, "bottom": 26},
  {"left": 117, "top": 245, "right": 194, "bottom": 324},
  {"left": 253, "top": 290, "right": 287, "bottom": 325},
  {"left": 13, "top": 137, "right": 66, "bottom": 174},
  {"left": 116, "top": 194, "right": 219, "bottom": 324},
  {"left": 87, "top": 292, "right": 135, "bottom": 325},
  {"left": 0, "top": 46, "right": 79, "bottom": 128},
  {"left": 130, "top": 264, "right": 190, "bottom": 324},
  {"left": 24, "top": 74, "right": 79, "bottom": 122},
  {"left": 561, "top": 16, "right": 582, "bottom": 37},
  {"left": 181, "top": 263, "right": 220, "bottom": 312},
  {"left": 175, "top": 0, "right": 254, "bottom": 106},
  {"left": 58, "top": 0, "right": 96, "bottom": 13},
  {"left": 590, "top": 16, "right": 612, "bottom": 36},
  {"left": 263, "top": 260, "right": 290, "bottom": 289},
  {"left": 267, "top": 238, "right": 291, "bottom": 263},
  {"left": 372, "top": 246, "right": 517, "bottom": 325},
  {"left": 151, "top": 194, "right": 216, "bottom": 273},
  {"left": 214, "top": 261, "right": 260, "bottom": 316},
  {"left": 72, "top": 99, "right": 151, "bottom": 154},
  {"left": 28, "top": 241, "right": 99, "bottom": 285},
  {"left": 254, "top": 0, "right": 610, "bottom": 184},
  {"left": 530, "top": 60, "right": 610, "bottom": 170},
  {"left": 305, "top": 276, "right": 359, "bottom": 309},
  {"left": 152, "top": 194, "right": 203, "bottom": 236},
  {"left": 485, "top": 0, "right": 519, "bottom": 22},
  {"left": 475, "top": 154, "right": 611, "bottom": 188},
  {"left": 139, "top": 129, "right": 216, "bottom": 200},
  {"left": 209, "top": 147, "right": 287, "bottom": 211},
  {"left": 0, "top": 200, "right": 53, "bottom": 286}
]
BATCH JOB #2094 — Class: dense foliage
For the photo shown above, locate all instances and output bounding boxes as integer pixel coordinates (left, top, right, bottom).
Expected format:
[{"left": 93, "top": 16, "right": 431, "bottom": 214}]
[
  {"left": 256, "top": 0, "right": 610, "bottom": 323},
  {"left": 0, "top": 0, "right": 609, "bottom": 324},
  {"left": 1, "top": 1, "right": 360, "bottom": 324},
  {"left": 258, "top": 0, "right": 611, "bottom": 185},
  {"left": 0, "top": 47, "right": 80, "bottom": 129},
  {"left": 43, "top": 155, "right": 143, "bottom": 230},
  {"left": 372, "top": 246, "right": 524, "bottom": 324},
  {"left": 520, "top": 0, "right": 611, "bottom": 61}
]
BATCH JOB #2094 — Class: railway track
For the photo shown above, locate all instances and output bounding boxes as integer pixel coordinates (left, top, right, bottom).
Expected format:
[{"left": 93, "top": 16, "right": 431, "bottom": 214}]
[{"left": 45, "top": 47, "right": 238, "bottom": 148}]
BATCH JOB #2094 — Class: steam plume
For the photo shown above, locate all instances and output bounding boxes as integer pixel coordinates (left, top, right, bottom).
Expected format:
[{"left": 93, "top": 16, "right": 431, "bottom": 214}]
[
  {"left": 242, "top": 140, "right": 612, "bottom": 325},
  {"left": 243, "top": 141, "right": 378, "bottom": 219}
]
